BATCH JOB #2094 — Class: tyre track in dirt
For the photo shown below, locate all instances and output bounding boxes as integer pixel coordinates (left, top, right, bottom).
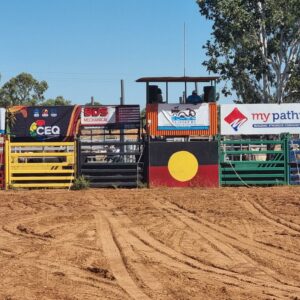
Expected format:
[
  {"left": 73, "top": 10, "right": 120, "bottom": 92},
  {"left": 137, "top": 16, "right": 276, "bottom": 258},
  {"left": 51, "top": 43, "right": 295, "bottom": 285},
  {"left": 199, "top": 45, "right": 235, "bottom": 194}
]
[
  {"left": 103, "top": 209, "right": 170, "bottom": 299},
  {"left": 143, "top": 204, "right": 233, "bottom": 263},
  {"left": 94, "top": 211, "right": 152, "bottom": 300},
  {"left": 22, "top": 258, "right": 119, "bottom": 289},
  {"left": 1, "top": 212, "right": 80, "bottom": 245},
  {"left": 0, "top": 193, "right": 126, "bottom": 299},
  {"left": 240, "top": 197, "right": 300, "bottom": 234},
  {"left": 1, "top": 189, "right": 299, "bottom": 299},
  {"left": 165, "top": 199, "right": 300, "bottom": 263},
  {"left": 97, "top": 202, "right": 251, "bottom": 295},
  {"left": 161, "top": 199, "right": 300, "bottom": 279},
  {"left": 92, "top": 194, "right": 300, "bottom": 299},
  {"left": 159, "top": 211, "right": 245, "bottom": 264},
  {"left": 151, "top": 200, "right": 300, "bottom": 289}
]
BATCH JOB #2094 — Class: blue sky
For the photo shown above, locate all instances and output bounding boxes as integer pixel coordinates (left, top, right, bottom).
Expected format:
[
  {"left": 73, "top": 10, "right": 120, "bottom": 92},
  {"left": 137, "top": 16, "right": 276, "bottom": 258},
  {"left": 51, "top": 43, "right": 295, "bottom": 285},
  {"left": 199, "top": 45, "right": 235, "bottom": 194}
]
[{"left": 0, "top": 0, "right": 231, "bottom": 107}]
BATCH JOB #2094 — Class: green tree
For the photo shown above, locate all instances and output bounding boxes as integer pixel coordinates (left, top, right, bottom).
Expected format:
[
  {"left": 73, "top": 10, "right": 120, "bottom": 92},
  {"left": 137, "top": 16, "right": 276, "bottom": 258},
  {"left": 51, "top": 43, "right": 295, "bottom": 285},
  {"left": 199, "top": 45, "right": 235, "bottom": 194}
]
[
  {"left": 42, "top": 96, "right": 71, "bottom": 106},
  {"left": 285, "top": 61, "right": 300, "bottom": 102},
  {"left": 85, "top": 100, "right": 101, "bottom": 106},
  {"left": 140, "top": 108, "right": 146, "bottom": 118},
  {"left": 0, "top": 73, "right": 48, "bottom": 107},
  {"left": 197, "top": 0, "right": 300, "bottom": 103}
]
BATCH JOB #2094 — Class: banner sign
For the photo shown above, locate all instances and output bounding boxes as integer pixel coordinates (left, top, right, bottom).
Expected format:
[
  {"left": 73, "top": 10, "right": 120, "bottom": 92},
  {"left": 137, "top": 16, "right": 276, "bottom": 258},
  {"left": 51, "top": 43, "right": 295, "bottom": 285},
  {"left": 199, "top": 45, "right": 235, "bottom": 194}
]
[
  {"left": 81, "top": 106, "right": 116, "bottom": 126},
  {"left": 81, "top": 105, "right": 140, "bottom": 127},
  {"left": 116, "top": 105, "right": 140, "bottom": 125},
  {"left": 0, "top": 108, "right": 5, "bottom": 134},
  {"left": 158, "top": 103, "right": 209, "bottom": 130},
  {"left": 221, "top": 104, "right": 300, "bottom": 135},
  {"left": 9, "top": 106, "right": 80, "bottom": 141}
]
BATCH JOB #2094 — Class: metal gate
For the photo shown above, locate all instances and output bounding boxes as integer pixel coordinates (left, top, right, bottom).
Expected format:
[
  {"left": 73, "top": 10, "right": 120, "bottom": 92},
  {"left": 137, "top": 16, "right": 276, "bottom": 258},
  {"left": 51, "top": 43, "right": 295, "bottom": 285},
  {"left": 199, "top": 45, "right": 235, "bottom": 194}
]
[
  {"left": 6, "top": 141, "right": 76, "bottom": 189},
  {"left": 288, "top": 139, "right": 300, "bottom": 185},
  {"left": 0, "top": 135, "right": 4, "bottom": 189},
  {"left": 77, "top": 128, "right": 144, "bottom": 188},
  {"left": 219, "top": 137, "right": 288, "bottom": 186}
]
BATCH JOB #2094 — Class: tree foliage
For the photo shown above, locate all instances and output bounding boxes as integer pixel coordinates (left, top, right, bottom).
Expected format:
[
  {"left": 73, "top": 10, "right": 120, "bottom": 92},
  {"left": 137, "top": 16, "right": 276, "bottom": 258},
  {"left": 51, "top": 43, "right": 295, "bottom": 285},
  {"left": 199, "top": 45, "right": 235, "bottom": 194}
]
[
  {"left": 42, "top": 96, "right": 71, "bottom": 106},
  {"left": 0, "top": 73, "right": 48, "bottom": 107},
  {"left": 286, "top": 63, "right": 300, "bottom": 102},
  {"left": 85, "top": 100, "right": 101, "bottom": 106},
  {"left": 197, "top": 0, "right": 300, "bottom": 103},
  {"left": 0, "top": 73, "right": 72, "bottom": 107}
]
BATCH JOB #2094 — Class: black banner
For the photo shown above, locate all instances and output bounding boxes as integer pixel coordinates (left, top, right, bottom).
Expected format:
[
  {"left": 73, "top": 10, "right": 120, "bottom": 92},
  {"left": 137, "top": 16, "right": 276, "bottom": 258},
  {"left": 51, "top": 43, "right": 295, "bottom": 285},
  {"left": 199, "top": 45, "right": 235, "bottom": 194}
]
[
  {"left": 116, "top": 105, "right": 140, "bottom": 125},
  {"left": 10, "top": 106, "right": 79, "bottom": 141}
]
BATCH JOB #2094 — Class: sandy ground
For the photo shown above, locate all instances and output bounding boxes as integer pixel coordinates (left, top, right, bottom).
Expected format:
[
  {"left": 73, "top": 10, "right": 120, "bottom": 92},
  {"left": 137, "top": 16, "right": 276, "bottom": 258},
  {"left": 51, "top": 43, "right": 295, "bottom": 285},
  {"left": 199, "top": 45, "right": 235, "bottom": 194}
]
[{"left": 0, "top": 187, "right": 299, "bottom": 300}]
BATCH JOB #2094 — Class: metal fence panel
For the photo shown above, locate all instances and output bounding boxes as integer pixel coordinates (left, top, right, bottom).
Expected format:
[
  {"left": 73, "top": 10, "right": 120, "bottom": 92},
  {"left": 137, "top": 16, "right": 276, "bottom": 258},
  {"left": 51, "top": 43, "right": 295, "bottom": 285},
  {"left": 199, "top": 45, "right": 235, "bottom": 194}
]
[
  {"left": 6, "top": 140, "right": 76, "bottom": 189},
  {"left": 219, "top": 137, "right": 288, "bottom": 186},
  {"left": 77, "top": 139, "right": 144, "bottom": 188}
]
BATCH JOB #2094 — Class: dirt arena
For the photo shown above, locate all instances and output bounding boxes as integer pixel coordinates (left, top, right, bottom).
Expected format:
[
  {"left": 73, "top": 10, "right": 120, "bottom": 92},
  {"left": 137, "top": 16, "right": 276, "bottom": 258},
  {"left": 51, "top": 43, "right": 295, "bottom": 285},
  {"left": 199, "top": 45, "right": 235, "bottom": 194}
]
[{"left": 0, "top": 187, "right": 299, "bottom": 300}]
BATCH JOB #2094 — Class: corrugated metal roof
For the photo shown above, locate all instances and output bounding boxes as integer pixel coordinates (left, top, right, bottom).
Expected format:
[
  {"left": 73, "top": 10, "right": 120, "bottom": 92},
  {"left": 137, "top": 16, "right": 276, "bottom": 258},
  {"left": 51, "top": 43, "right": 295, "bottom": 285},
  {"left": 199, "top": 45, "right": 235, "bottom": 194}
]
[{"left": 136, "top": 76, "right": 219, "bottom": 83}]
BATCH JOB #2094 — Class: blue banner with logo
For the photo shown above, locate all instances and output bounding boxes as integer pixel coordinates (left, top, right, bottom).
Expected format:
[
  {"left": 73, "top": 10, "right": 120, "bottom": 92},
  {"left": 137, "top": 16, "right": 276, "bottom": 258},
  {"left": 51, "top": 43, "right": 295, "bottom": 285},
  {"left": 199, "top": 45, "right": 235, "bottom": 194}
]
[{"left": 157, "top": 103, "right": 210, "bottom": 130}]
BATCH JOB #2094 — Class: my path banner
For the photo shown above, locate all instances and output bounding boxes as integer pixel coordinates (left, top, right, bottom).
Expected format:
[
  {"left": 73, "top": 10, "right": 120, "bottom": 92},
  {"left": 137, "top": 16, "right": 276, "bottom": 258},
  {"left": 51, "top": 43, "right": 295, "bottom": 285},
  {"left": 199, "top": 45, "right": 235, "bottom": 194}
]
[
  {"left": 0, "top": 108, "right": 5, "bottom": 134},
  {"left": 9, "top": 106, "right": 81, "bottom": 141},
  {"left": 158, "top": 103, "right": 209, "bottom": 130},
  {"left": 221, "top": 104, "right": 300, "bottom": 135}
]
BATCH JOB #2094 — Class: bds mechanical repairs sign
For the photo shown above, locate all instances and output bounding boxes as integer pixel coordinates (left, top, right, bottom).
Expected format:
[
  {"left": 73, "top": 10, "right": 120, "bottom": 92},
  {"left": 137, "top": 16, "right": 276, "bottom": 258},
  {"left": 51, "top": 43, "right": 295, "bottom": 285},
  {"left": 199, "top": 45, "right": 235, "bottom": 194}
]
[
  {"left": 81, "top": 106, "right": 116, "bottom": 125},
  {"left": 158, "top": 103, "right": 210, "bottom": 130},
  {"left": 221, "top": 104, "right": 300, "bottom": 135},
  {"left": 0, "top": 108, "right": 5, "bottom": 134}
]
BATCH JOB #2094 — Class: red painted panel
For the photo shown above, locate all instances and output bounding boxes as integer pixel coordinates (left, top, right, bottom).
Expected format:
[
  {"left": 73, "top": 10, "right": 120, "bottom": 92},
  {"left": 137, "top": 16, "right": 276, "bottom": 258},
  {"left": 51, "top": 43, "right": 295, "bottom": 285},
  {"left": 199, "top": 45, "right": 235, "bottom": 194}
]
[
  {"left": 0, "top": 135, "right": 4, "bottom": 189},
  {"left": 149, "top": 165, "right": 219, "bottom": 187}
]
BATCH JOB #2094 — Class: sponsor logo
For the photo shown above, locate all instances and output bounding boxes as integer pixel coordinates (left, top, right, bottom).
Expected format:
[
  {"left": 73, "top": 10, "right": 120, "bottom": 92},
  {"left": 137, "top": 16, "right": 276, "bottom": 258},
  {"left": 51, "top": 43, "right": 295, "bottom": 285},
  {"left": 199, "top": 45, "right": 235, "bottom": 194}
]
[
  {"left": 251, "top": 111, "right": 300, "bottom": 124},
  {"left": 29, "top": 120, "right": 60, "bottom": 138},
  {"left": 50, "top": 108, "right": 58, "bottom": 117},
  {"left": 171, "top": 106, "right": 196, "bottom": 122},
  {"left": 84, "top": 107, "right": 108, "bottom": 117},
  {"left": 224, "top": 108, "right": 248, "bottom": 131},
  {"left": 42, "top": 109, "right": 49, "bottom": 117},
  {"left": 33, "top": 108, "right": 40, "bottom": 118}
]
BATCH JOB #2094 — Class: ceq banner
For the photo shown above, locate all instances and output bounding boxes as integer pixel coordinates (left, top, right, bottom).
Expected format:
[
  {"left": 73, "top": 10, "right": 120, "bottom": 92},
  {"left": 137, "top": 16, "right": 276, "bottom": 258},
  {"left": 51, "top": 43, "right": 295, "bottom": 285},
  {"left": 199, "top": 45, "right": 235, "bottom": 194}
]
[
  {"left": 221, "top": 104, "right": 300, "bottom": 135},
  {"left": 9, "top": 106, "right": 80, "bottom": 141},
  {"left": 158, "top": 103, "right": 210, "bottom": 130}
]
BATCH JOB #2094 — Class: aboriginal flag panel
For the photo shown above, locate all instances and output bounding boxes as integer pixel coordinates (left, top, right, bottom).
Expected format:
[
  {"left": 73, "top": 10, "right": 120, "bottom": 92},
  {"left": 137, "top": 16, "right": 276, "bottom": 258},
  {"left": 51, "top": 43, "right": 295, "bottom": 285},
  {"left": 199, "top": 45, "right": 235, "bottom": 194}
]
[
  {"left": 148, "top": 141, "right": 219, "bottom": 187},
  {"left": 9, "top": 106, "right": 81, "bottom": 142}
]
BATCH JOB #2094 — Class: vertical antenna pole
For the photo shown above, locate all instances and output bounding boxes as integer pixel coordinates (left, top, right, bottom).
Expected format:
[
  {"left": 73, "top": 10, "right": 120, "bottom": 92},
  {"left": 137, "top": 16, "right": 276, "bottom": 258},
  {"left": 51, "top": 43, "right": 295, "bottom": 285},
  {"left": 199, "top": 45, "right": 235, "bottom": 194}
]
[
  {"left": 120, "top": 79, "right": 125, "bottom": 162},
  {"left": 120, "top": 79, "right": 125, "bottom": 105},
  {"left": 184, "top": 22, "right": 186, "bottom": 77},
  {"left": 184, "top": 22, "right": 187, "bottom": 103}
]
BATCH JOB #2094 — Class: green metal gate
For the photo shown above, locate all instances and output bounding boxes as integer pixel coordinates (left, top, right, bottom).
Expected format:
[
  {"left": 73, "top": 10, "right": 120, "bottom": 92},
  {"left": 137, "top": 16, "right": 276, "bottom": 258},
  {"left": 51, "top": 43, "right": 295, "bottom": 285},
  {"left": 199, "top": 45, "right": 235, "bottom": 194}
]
[{"left": 219, "top": 137, "right": 288, "bottom": 186}]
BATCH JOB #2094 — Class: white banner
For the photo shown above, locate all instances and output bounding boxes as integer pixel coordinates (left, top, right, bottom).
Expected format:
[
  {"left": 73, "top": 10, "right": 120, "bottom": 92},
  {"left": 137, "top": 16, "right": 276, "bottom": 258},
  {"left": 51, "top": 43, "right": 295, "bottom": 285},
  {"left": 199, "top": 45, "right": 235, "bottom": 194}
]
[
  {"left": 221, "top": 104, "right": 300, "bottom": 135},
  {"left": 158, "top": 103, "right": 210, "bottom": 130},
  {"left": 81, "top": 106, "right": 115, "bottom": 125},
  {"left": 0, "top": 108, "right": 5, "bottom": 134}
]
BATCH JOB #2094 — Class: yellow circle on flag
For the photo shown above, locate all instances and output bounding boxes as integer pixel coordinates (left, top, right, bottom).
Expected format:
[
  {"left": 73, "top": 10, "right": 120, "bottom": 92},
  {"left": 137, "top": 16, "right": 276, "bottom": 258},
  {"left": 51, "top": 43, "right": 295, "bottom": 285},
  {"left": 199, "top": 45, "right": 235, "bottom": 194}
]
[{"left": 168, "top": 151, "right": 198, "bottom": 182}]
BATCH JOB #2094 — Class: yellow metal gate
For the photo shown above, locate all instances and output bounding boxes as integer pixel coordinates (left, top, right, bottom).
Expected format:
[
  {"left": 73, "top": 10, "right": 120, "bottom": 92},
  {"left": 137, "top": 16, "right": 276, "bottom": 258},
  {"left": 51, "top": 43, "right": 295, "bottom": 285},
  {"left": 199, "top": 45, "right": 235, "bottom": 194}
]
[{"left": 5, "top": 140, "right": 76, "bottom": 189}]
